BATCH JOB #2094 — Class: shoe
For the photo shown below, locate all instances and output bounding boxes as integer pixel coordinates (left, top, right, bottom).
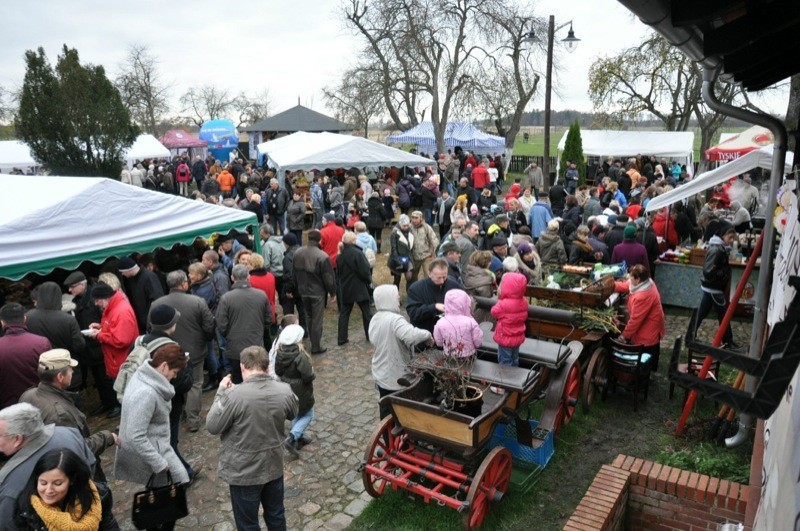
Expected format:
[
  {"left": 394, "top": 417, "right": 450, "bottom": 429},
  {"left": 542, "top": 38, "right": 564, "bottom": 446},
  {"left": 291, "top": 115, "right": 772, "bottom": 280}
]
[
  {"left": 337, "top": 340, "right": 349, "bottom": 346},
  {"left": 202, "top": 373, "right": 220, "bottom": 393},
  {"left": 105, "top": 407, "right": 121, "bottom": 419},
  {"left": 298, "top": 435, "right": 312, "bottom": 447},
  {"left": 188, "top": 422, "right": 200, "bottom": 433},
  {"left": 311, "top": 348, "right": 328, "bottom": 355},
  {"left": 284, "top": 435, "right": 301, "bottom": 458},
  {"left": 189, "top": 457, "right": 204, "bottom": 477}
]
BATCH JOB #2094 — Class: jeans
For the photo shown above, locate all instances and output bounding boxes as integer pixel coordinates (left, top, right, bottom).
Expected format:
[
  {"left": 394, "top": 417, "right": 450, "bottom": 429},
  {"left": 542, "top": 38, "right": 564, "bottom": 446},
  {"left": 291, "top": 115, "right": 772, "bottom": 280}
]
[
  {"left": 268, "top": 214, "right": 285, "bottom": 236},
  {"left": 697, "top": 290, "right": 733, "bottom": 345},
  {"left": 205, "top": 341, "right": 220, "bottom": 376},
  {"left": 229, "top": 478, "right": 286, "bottom": 531},
  {"left": 424, "top": 207, "right": 434, "bottom": 226},
  {"left": 290, "top": 407, "right": 314, "bottom": 439},
  {"left": 369, "top": 227, "right": 383, "bottom": 252},
  {"left": 185, "top": 362, "right": 204, "bottom": 427},
  {"left": 289, "top": 229, "right": 303, "bottom": 245},
  {"left": 498, "top": 346, "right": 520, "bottom": 367},
  {"left": 312, "top": 208, "right": 324, "bottom": 229},
  {"left": 337, "top": 300, "right": 372, "bottom": 344},
  {"left": 216, "top": 330, "right": 231, "bottom": 372}
]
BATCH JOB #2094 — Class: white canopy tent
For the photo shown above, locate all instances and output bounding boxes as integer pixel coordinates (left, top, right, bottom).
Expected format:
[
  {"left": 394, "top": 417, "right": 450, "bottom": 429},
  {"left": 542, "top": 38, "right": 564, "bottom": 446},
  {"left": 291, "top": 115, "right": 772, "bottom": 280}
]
[
  {"left": 645, "top": 145, "right": 794, "bottom": 213},
  {"left": 124, "top": 134, "right": 171, "bottom": 166},
  {"left": 257, "top": 131, "right": 434, "bottom": 172},
  {"left": 0, "top": 175, "right": 258, "bottom": 280},
  {"left": 0, "top": 140, "right": 38, "bottom": 171},
  {"left": 556, "top": 130, "right": 695, "bottom": 176}
]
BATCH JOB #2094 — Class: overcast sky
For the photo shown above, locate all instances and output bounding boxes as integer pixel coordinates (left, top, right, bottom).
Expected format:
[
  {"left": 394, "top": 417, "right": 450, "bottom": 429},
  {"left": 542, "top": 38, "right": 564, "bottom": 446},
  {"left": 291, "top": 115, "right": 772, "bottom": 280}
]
[{"left": 0, "top": 0, "right": 789, "bottom": 124}]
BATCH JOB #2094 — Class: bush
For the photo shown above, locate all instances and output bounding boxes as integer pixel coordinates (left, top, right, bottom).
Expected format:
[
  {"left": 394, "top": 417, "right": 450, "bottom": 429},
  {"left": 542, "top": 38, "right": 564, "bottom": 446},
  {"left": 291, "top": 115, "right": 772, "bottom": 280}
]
[{"left": 559, "top": 120, "right": 585, "bottom": 184}]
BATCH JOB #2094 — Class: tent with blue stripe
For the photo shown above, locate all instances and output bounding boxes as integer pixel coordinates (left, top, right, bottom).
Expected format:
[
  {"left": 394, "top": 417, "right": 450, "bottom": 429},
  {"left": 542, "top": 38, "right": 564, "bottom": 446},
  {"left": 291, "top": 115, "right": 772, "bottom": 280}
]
[{"left": 387, "top": 121, "right": 505, "bottom": 151}]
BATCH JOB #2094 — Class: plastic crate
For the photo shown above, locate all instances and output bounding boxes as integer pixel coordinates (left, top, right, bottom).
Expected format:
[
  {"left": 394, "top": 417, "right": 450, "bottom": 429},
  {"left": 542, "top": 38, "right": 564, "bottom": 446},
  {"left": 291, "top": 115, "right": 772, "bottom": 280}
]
[{"left": 489, "top": 419, "right": 554, "bottom": 469}]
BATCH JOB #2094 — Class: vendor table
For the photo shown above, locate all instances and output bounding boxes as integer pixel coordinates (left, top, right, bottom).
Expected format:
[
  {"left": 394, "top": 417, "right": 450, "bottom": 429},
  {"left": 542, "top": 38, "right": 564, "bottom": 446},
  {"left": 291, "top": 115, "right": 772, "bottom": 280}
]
[{"left": 654, "top": 260, "right": 760, "bottom": 312}]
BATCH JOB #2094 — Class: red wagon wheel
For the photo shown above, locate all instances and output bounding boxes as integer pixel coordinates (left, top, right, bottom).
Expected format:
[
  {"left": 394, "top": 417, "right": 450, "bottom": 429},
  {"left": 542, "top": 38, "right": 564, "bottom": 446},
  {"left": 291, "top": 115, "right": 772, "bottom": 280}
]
[
  {"left": 462, "top": 447, "right": 512, "bottom": 530},
  {"left": 581, "top": 347, "right": 608, "bottom": 413},
  {"left": 554, "top": 361, "right": 581, "bottom": 434},
  {"left": 361, "top": 416, "right": 406, "bottom": 497}
]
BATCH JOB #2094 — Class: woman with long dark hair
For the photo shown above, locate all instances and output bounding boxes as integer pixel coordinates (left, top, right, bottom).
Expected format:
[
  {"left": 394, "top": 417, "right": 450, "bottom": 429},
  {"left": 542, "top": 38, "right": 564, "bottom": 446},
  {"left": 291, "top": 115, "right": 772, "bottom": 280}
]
[{"left": 15, "top": 448, "right": 101, "bottom": 530}]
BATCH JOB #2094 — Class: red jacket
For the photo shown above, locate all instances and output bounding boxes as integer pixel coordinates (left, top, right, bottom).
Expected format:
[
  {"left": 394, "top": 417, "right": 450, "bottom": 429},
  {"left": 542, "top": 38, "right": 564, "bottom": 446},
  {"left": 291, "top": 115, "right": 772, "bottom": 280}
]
[
  {"left": 250, "top": 269, "right": 277, "bottom": 323},
  {"left": 472, "top": 166, "right": 490, "bottom": 190},
  {"left": 614, "top": 279, "right": 666, "bottom": 347},
  {"left": 321, "top": 223, "right": 345, "bottom": 268},
  {"left": 97, "top": 291, "right": 138, "bottom": 377},
  {"left": 490, "top": 273, "right": 529, "bottom": 348},
  {"left": 652, "top": 210, "right": 678, "bottom": 248}
]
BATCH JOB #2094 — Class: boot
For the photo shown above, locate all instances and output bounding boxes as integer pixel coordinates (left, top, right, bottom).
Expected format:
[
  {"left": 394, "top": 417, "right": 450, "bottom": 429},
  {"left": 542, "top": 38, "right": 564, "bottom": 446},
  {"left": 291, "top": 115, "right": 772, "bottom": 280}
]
[
  {"left": 284, "top": 434, "right": 301, "bottom": 457},
  {"left": 203, "top": 373, "right": 220, "bottom": 393},
  {"left": 298, "top": 435, "right": 312, "bottom": 447}
]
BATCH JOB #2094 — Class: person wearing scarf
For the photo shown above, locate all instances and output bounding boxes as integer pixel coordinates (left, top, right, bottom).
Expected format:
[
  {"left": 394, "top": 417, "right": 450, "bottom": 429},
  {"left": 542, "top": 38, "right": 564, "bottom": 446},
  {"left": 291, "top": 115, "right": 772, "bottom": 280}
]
[{"left": 614, "top": 264, "right": 666, "bottom": 370}]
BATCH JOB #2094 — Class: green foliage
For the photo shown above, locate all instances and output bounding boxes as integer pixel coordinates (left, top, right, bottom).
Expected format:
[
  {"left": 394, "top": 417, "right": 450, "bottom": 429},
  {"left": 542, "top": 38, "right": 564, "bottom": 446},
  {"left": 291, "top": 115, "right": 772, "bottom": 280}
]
[
  {"left": 16, "top": 45, "right": 138, "bottom": 177},
  {"left": 559, "top": 120, "right": 585, "bottom": 183},
  {"left": 656, "top": 441, "right": 751, "bottom": 484}
]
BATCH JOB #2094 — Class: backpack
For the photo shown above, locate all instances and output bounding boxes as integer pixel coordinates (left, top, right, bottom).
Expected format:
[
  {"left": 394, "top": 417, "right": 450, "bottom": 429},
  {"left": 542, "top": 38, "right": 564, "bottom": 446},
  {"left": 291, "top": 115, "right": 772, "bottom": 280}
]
[
  {"left": 113, "top": 336, "right": 177, "bottom": 402},
  {"left": 364, "top": 247, "right": 377, "bottom": 268},
  {"left": 177, "top": 165, "right": 189, "bottom": 179}
]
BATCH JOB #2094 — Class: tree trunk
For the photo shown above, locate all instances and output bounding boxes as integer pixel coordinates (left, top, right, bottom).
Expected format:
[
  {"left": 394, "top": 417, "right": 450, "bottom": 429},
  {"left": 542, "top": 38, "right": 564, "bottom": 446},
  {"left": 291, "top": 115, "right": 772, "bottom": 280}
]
[
  {"left": 785, "top": 74, "right": 800, "bottom": 158},
  {"left": 697, "top": 126, "right": 712, "bottom": 175}
]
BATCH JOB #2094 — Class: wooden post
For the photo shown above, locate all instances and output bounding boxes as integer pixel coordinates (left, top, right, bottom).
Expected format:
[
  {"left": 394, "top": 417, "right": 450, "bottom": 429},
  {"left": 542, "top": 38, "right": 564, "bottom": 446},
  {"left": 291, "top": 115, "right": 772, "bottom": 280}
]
[{"left": 542, "top": 15, "right": 555, "bottom": 189}]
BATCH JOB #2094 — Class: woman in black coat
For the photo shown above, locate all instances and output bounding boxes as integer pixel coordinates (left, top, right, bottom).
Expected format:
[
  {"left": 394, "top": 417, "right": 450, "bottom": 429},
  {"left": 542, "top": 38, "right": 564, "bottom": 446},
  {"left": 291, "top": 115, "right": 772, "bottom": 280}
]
[
  {"left": 366, "top": 193, "right": 388, "bottom": 252},
  {"left": 336, "top": 234, "right": 373, "bottom": 345}
]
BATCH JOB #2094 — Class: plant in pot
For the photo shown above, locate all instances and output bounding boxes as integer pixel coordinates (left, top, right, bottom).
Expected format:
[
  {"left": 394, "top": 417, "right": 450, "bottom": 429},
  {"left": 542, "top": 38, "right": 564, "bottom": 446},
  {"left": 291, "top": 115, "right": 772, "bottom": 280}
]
[{"left": 408, "top": 338, "right": 484, "bottom": 417}]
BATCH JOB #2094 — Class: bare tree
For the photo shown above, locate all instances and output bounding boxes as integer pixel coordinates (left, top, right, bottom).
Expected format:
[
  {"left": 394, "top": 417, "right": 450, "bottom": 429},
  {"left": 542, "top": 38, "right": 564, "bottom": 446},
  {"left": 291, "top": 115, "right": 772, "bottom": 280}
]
[
  {"left": 785, "top": 74, "right": 800, "bottom": 155},
  {"left": 322, "top": 68, "right": 383, "bottom": 136},
  {"left": 115, "top": 44, "right": 171, "bottom": 136},
  {"left": 0, "top": 85, "right": 15, "bottom": 124},
  {"left": 232, "top": 88, "right": 273, "bottom": 128},
  {"left": 179, "top": 85, "right": 237, "bottom": 127}
]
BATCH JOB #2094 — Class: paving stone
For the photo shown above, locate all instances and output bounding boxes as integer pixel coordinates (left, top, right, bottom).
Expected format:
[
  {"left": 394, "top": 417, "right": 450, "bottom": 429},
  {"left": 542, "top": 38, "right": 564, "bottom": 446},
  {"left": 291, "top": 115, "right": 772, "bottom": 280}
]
[
  {"left": 345, "top": 497, "right": 369, "bottom": 517},
  {"left": 325, "top": 512, "right": 354, "bottom": 530},
  {"left": 298, "top": 501, "right": 321, "bottom": 516}
]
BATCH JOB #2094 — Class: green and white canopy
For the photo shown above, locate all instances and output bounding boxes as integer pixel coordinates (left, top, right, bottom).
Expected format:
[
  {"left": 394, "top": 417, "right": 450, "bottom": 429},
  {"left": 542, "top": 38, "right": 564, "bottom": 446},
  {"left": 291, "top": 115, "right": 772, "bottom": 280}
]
[{"left": 0, "top": 175, "right": 258, "bottom": 280}]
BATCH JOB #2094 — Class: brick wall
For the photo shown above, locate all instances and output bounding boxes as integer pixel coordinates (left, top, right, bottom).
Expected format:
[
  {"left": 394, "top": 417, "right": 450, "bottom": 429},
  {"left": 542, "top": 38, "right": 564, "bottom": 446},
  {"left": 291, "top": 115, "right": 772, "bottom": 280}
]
[{"left": 563, "top": 454, "right": 748, "bottom": 531}]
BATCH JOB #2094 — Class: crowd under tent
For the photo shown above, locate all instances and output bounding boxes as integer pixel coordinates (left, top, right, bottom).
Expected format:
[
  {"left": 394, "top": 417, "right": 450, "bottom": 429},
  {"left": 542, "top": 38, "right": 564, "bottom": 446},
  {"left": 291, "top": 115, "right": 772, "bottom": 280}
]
[
  {"left": 0, "top": 175, "right": 258, "bottom": 281},
  {"left": 124, "top": 134, "right": 171, "bottom": 167},
  {"left": 706, "top": 125, "right": 774, "bottom": 162},
  {"left": 386, "top": 121, "right": 506, "bottom": 155},
  {"left": 0, "top": 140, "right": 38, "bottom": 172},
  {"left": 257, "top": 131, "right": 434, "bottom": 176},
  {"left": 556, "top": 130, "right": 695, "bottom": 177}
]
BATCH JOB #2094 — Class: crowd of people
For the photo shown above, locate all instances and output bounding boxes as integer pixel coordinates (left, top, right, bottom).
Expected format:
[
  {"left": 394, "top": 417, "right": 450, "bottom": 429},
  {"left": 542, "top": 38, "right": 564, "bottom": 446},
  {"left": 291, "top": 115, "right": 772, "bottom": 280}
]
[{"left": 0, "top": 147, "right": 756, "bottom": 529}]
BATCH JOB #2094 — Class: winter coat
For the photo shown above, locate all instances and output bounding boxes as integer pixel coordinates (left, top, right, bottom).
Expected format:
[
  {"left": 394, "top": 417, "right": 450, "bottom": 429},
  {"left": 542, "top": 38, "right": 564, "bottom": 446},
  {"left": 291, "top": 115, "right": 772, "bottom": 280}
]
[
  {"left": 0, "top": 325, "right": 51, "bottom": 408},
  {"left": 217, "top": 281, "right": 272, "bottom": 360},
  {"left": 366, "top": 196, "right": 387, "bottom": 229},
  {"left": 583, "top": 198, "right": 602, "bottom": 219},
  {"left": 562, "top": 205, "right": 583, "bottom": 228},
  {"left": 568, "top": 236, "right": 598, "bottom": 265},
  {"left": 433, "top": 290, "right": 483, "bottom": 358},
  {"left": 536, "top": 230, "right": 567, "bottom": 265},
  {"left": 463, "top": 265, "right": 494, "bottom": 322},
  {"left": 490, "top": 273, "right": 529, "bottom": 348},
  {"left": 26, "top": 282, "right": 84, "bottom": 365},
  {"left": 152, "top": 290, "right": 215, "bottom": 367},
  {"left": 96, "top": 291, "right": 139, "bottom": 378},
  {"left": 406, "top": 277, "right": 461, "bottom": 333},
  {"left": 293, "top": 242, "right": 336, "bottom": 298},
  {"left": 72, "top": 283, "right": 104, "bottom": 365},
  {"left": 189, "top": 274, "right": 218, "bottom": 313},
  {"left": 337, "top": 243, "right": 372, "bottom": 303},
  {"left": 265, "top": 187, "right": 289, "bottom": 216},
  {"left": 310, "top": 183, "right": 325, "bottom": 209},
  {"left": 604, "top": 225, "right": 626, "bottom": 256},
  {"left": 328, "top": 185, "right": 344, "bottom": 210},
  {"left": 261, "top": 236, "right": 285, "bottom": 277},
  {"left": 548, "top": 185, "right": 566, "bottom": 216},
  {"left": 652, "top": 211, "right": 678, "bottom": 248},
  {"left": 397, "top": 179, "right": 416, "bottom": 209},
  {"left": 515, "top": 252, "right": 542, "bottom": 286},
  {"left": 201, "top": 177, "right": 221, "bottom": 197},
  {"left": 420, "top": 186, "right": 438, "bottom": 210},
  {"left": 122, "top": 268, "right": 164, "bottom": 334},
  {"left": 611, "top": 240, "right": 651, "bottom": 274},
  {"left": 191, "top": 160, "right": 207, "bottom": 182},
  {"left": 529, "top": 201, "right": 554, "bottom": 238},
  {"left": 250, "top": 269, "right": 277, "bottom": 323},
  {"left": 410, "top": 222, "right": 440, "bottom": 261},
  {"left": 320, "top": 223, "right": 345, "bottom": 268},
  {"left": 175, "top": 163, "right": 191, "bottom": 183},
  {"left": 274, "top": 344, "right": 315, "bottom": 414},
  {"left": 287, "top": 199, "right": 307, "bottom": 231},
  {"left": 369, "top": 285, "right": 432, "bottom": 391},
  {"left": 217, "top": 170, "right": 236, "bottom": 193},
  {"left": 614, "top": 279, "right": 666, "bottom": 347},
  {"left": 436, "top": 196, "right": 455, "bottom": 226},
  {"left": 701, "top": 236, "right": 732, "bottom": 292},
  {"left": 114, "top": 361, "right": 189, "bottom": 485},
  {"left": 343, "top": 176, "right": 359, "bottom": 201},
  {"left": 389, "top": 228, "right": 414, "bottom": 273},
  {"left": 206, "top": 373, "right": 298, "bottom": 486},
  {"left": 356, "top": 232, "right": 378, "bottom": 253}
]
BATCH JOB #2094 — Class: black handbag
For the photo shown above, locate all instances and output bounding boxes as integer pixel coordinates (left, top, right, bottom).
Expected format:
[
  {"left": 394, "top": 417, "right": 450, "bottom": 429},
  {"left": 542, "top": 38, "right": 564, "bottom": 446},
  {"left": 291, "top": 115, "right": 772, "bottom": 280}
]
[{"left": 131, "top": 471, "right": 188, "bottom": 530}]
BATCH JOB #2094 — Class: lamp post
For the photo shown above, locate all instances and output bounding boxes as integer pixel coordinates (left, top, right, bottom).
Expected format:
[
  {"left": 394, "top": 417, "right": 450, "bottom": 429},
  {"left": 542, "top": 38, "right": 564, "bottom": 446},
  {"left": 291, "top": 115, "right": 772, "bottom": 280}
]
[{"left": 532, "top": 16, "right": 579, "bottom": 189}]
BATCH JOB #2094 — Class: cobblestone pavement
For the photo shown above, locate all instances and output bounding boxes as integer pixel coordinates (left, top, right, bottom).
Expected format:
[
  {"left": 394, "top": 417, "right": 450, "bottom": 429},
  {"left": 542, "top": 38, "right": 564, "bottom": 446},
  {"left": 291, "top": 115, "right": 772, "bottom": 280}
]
[{"left": 87, "top": 286, "right": 754, "bottom": 530}]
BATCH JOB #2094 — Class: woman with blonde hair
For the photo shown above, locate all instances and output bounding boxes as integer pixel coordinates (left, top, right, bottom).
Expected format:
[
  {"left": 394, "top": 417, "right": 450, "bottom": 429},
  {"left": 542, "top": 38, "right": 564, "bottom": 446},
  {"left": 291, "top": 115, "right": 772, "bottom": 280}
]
[
  {"left": 247, "top": 253, "right": 277, "bottom": 331},
  {"left": 450, "top": 195, "right": 470, "bottom": 226}
]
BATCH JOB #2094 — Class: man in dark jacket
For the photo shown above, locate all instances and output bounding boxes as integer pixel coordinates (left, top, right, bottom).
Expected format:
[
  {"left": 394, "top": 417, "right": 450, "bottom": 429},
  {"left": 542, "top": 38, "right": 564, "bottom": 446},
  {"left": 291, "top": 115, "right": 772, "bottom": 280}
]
[
  {"left": 191, "top": 155, "right": 207, "bottom": 188},
  {"left": 336, "top": 232, "right": 373, "bottom": 346},
  {"left": 119, "top": 256, "right": 165, "bottom": 333},
  {"left": 64, "top": 272, "right": 119, "bottom": 415},
  {"left": 406, "top": 258, "right": 460, "bottom": 334},
  {"left": 280, "top": 232, "right": 306, "bottom": 329},
  {"left": 217, "top": 265, "right": 273, "bottom": 383},
  {"left": 697, "top": 228, "right": 737, "bottom": 347},
  {"left": 293, "top": 230, "right": 336, "bottom": 354},
  {"left": 604, "top": 215, "right": 629, "bottom": 256},
  {"left": 0, "top": 304, "right": 51, "bottom": 409},
  {"left": 153, "top": 270, "right": 215, "bottom": 433},
  {"left": 243, "top": 192, "right": 264, "bottom": 223},
  {"left": 264, "top": 178, "right": 289, "bottom": 235},
  {"left": 548, "top": 180, "right": 567, "bottom": 217}
]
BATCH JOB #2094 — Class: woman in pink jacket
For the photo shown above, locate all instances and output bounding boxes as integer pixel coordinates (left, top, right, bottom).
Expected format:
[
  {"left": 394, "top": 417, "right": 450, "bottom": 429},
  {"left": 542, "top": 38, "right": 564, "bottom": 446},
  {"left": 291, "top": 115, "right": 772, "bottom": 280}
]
[
  {"left": 433, "top": 290, "right": 483, "bottom": 358},
  {"left": 490, "top": 273, "right": 529, "bottom": 366},
  {"left": 614, "top": 264, "right": 666, "bottom": 368}
]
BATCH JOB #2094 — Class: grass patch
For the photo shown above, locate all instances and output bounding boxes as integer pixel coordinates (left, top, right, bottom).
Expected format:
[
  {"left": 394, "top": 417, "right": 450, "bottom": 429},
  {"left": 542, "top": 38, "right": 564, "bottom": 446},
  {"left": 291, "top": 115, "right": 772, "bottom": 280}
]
[{"left": 656, "top": 438, "right": 752, "bottom": 484}]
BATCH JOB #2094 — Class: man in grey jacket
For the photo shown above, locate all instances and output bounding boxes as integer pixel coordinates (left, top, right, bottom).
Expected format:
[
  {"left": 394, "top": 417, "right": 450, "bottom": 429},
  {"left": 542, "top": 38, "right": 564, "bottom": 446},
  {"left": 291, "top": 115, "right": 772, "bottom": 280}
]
[
  {"left": 0, "top": 403, "right": 96, "bottom": 529},
  {"left": 217, "top": 265, "right": 273, "bottom": 384},
  {"left": 207, "top": 345, "right": 298, "bottom": 531},
  {"left": 293, "top": 230, "right": 336, "bottom": 354},
  {"left": 153, "top": 270, "right": 216, "bottom": 432}
]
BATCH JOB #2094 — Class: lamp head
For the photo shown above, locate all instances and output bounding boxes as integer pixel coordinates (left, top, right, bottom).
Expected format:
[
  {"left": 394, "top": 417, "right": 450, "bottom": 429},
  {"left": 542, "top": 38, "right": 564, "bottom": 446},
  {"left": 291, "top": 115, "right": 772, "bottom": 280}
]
[{"left": 562, "top": 23, "right": 580, "bottom": 53}]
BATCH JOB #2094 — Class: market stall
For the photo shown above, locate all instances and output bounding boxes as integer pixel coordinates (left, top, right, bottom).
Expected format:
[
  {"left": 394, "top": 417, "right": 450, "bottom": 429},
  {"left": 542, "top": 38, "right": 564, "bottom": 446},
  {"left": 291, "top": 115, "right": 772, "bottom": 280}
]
[
  {"left": 386, "top": 121, "right": 506, "bottom": 155},
  {"left": 705, "top": 125, "right": 774, "bottom": 162},
  {"left": 123, "top": 134, "right": 171, "bottom": 167},
  {"left": 0, "top": 175, "right": 258, "bottom": 280},
  {"left": 158, "top": 129, "right": 207, "bottom": 158}
]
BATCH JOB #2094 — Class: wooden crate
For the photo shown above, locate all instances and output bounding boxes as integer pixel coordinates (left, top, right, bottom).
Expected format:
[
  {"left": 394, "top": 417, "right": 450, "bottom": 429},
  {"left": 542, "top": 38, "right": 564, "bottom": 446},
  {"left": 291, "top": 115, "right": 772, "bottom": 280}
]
[{"left": 689, "top": 248, "right": 707, "bottom": 266}]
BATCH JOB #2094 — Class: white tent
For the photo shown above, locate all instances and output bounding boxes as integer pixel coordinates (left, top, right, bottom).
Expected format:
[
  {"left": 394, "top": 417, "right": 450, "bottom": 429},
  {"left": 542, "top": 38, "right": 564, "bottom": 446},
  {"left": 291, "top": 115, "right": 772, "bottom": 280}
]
[
  {"left": 257, "top": 131, "right": 434, "bottom": 171},
  {"left": 645, "top": 145, "right": 794, "bottom": 213},
  {"left": 556, "top": 130, "right": 695, "bottom": 176},
  {"left": 124, "top": 134, "right": 171, "bottom": 166},
  {"left": 0, "top": 175, "right": 258, "bottom": 280},
  {"left": 0, "top": 140, "right": 38, "bottom": 171}
]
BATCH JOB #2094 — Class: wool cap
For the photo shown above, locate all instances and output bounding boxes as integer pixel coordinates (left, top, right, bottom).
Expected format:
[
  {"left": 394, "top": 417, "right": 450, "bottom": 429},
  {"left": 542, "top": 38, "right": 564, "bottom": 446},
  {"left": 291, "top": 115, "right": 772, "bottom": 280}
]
[
  {"left": 623, "top": 225, "right": 637, "bottom": 240},
  {"left": 91, "top": 282, "right": 115, "bottom": 300},
  {"left": 63, "top": 271, "right": 86, "bottom": 287},
  {"left": 117, "top": 257, "right": 137, "bottom": 272},
  {"left": 149, "top": 304, "right": 181, "bottom": 331}
]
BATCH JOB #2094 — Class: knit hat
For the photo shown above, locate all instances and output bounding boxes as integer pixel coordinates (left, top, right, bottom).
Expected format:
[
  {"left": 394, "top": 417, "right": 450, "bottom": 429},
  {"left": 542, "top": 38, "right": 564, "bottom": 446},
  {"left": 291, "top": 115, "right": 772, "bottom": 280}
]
[
  {"left": 278, "top": 324, "right": 305, "bottom": 346},
  {"left": 149, "top": 304, "right": 181, "bottom": 332},
  {"left": 490, "top": 237, "right": 508, "bottom": 249},
  {"left": 616, "top": 215, "right": 629, "bottom": 227},
  {"left": 623, "top": 225, "right": 637, "bottom": 240},
  {"left": 441, "top": 242, "right": 460, "bottom": 255},
  {"left": 63, "top": 271, "right": 86, "bottom": 286},
  {"left": 282, "top": 232, "right": 298, "bottom": 246},
  {"left": 39, "top": 349, "right": 79, "bottom": 370},
  {"left": 90, "top": 282, "right": 115, "bottom": 300},
  {"left": 398, "top": 214, "right": 411, "bottom": 226},
  {"left": 470, "top": 204, "right": 479, "bottom": 215},
  {"left": 117, "top": 257, "right": 137, "bottom": 272},
  {"left": 307, "top": 230, "right": 322, "bottom": 242},
  {"left": 517, "top": 243, "right": 532, "bottom": 255},
  {"left": 411, "top": 211, "right": 423, "bottom": 218}
]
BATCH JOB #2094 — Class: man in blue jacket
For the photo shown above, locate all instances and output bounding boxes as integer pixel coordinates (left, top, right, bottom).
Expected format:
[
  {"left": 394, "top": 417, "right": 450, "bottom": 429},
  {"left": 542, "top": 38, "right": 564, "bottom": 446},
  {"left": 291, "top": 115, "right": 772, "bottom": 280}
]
[{"left": 529, "top": 192, "right": 554, "bottom": 241}]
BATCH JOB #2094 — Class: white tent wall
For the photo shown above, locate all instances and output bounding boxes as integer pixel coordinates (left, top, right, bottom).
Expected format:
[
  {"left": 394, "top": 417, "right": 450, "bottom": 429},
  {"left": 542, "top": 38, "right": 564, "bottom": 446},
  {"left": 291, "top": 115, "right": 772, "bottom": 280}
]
[
  {"left": 124, "top": 134, "right": 171, "bottom": 168},
  {"left": 555, "top": 130, "right": 695, "bottom": 180}
]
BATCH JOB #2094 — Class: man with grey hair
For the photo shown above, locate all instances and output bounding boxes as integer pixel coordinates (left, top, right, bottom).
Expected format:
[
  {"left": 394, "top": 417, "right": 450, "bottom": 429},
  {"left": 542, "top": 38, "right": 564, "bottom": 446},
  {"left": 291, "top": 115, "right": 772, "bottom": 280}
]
[
  {"left": 153, "top": 270, "right": 215, "bottom": 432},
  {"left": 217, "top": 265, "right": 273, "bottom": 384},
  {"left": 260, "top": 223, "right": 285, "bottom": 295},
  {"left": 738, "top": 174, "right": 760, "bottom": 215},
  {"left": 0, "top": 403, "right": 95, "bottom": 527},
  {"left": 264, "top": 178, "right": 289, "bottom": 235}
]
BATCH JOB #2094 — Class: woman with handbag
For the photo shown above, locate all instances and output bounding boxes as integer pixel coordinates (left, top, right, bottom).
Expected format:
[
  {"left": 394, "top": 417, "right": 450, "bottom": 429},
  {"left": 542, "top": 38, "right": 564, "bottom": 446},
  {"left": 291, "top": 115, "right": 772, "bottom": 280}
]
[
  {"left": 388, "top": 214, "right": 415, "bottom": 293},
  {"left": 114, "top": 343, "right": 190, "bottom": 530},
  {"left": 15, "top": 449, "right": 102, "bottom": 530}
]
